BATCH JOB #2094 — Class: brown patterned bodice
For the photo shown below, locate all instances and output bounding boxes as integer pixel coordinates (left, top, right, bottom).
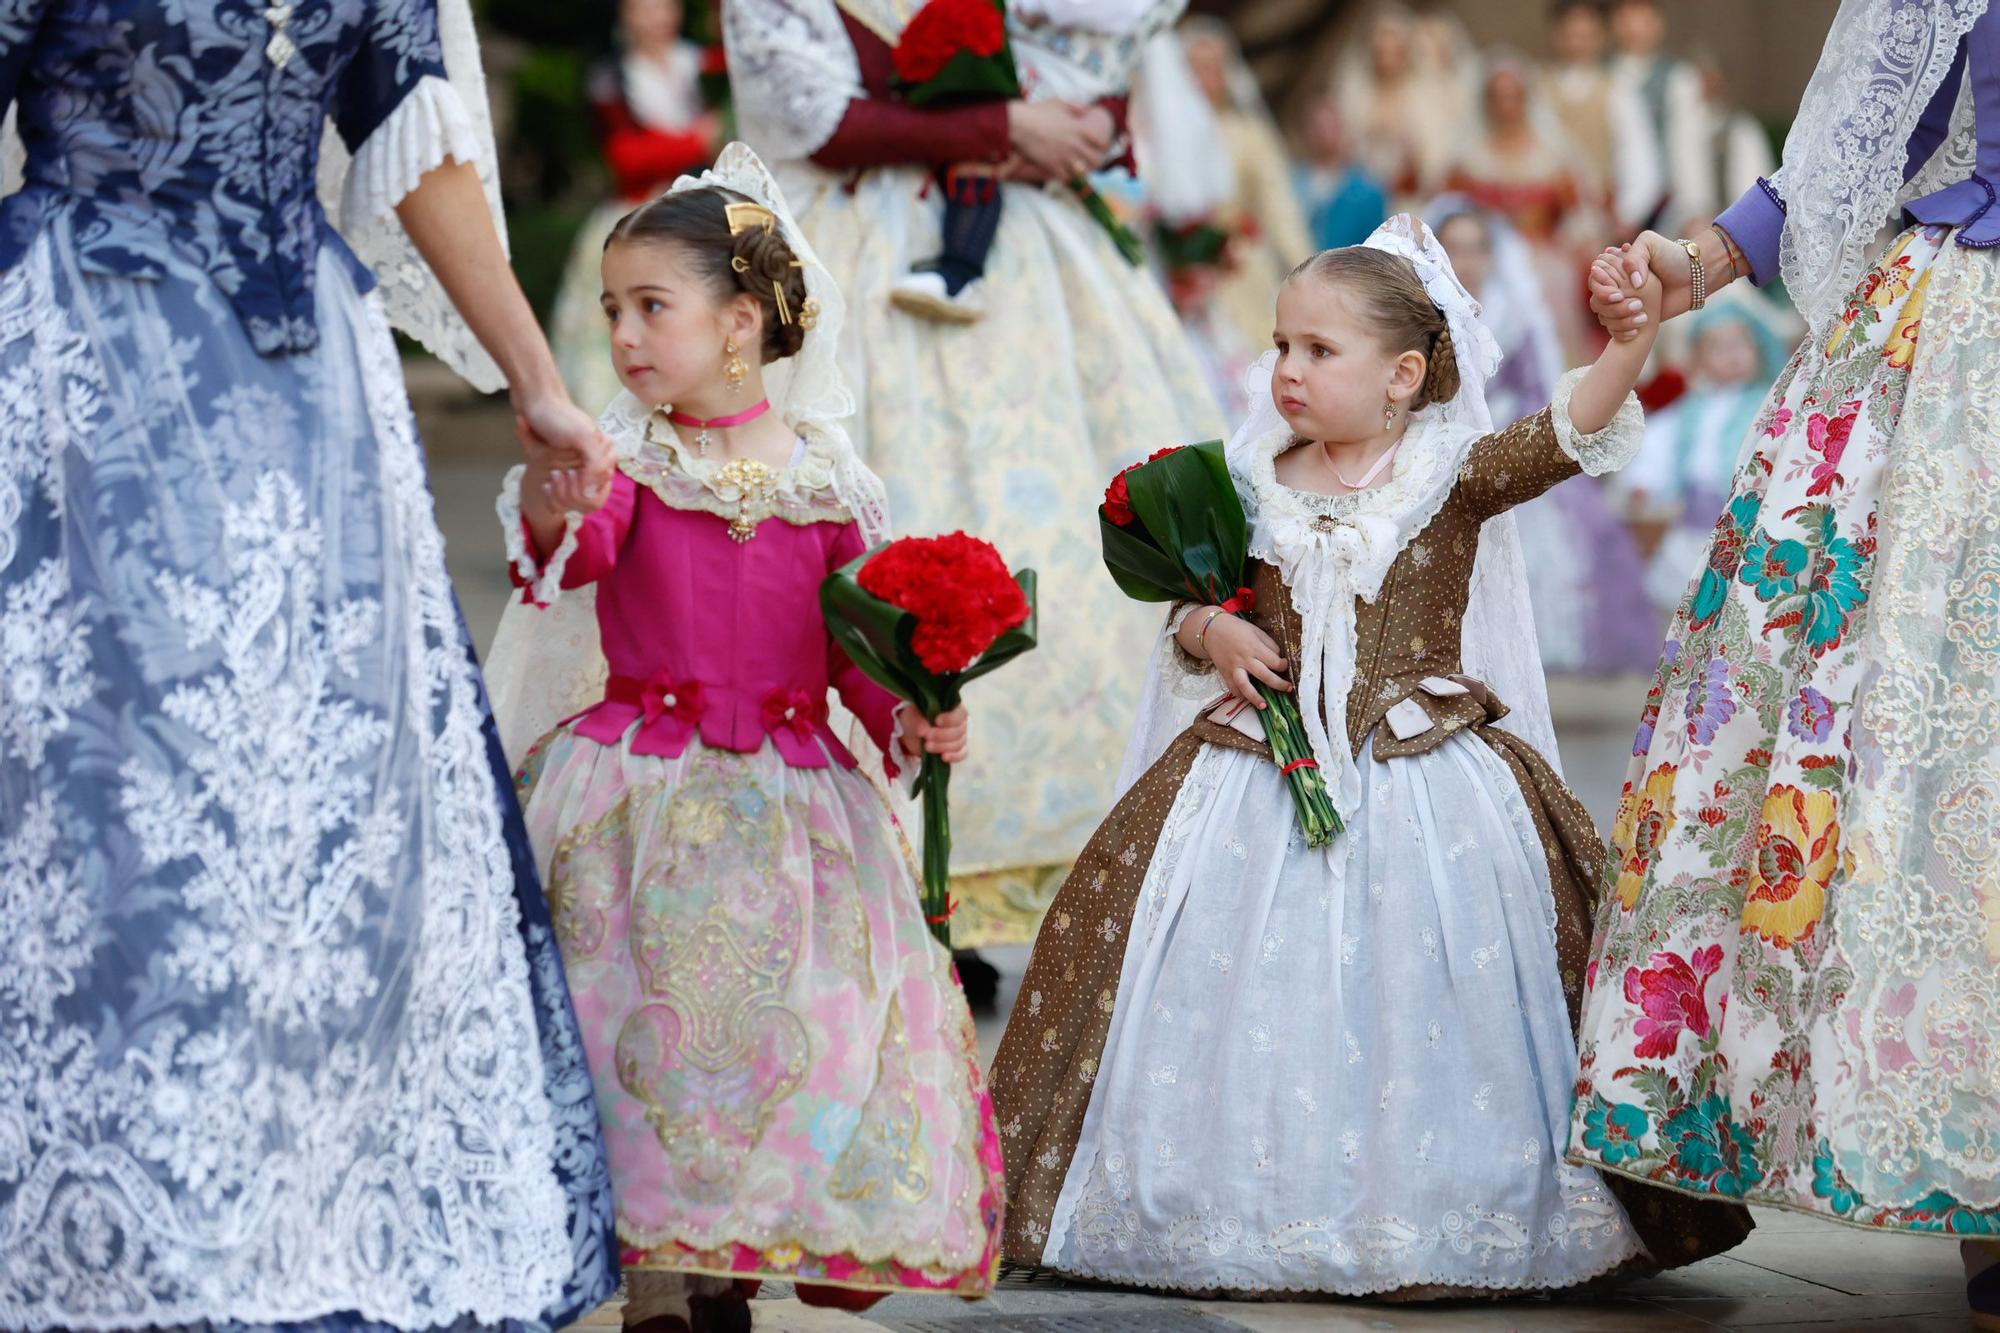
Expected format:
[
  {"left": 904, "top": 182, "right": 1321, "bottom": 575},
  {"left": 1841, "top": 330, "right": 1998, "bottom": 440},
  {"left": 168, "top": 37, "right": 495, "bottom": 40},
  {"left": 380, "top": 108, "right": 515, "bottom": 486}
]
[{"left": 1201, "top": 406, "right": 1582, "bottom": 763}]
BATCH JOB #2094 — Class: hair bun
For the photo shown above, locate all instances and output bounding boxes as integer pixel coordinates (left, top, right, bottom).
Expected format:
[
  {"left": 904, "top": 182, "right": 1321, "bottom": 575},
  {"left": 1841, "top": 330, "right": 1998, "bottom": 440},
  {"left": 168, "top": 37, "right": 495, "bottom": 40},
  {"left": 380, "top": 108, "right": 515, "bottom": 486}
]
[{"left": 732, "top": 227, "right": 796, "bottom": 284}]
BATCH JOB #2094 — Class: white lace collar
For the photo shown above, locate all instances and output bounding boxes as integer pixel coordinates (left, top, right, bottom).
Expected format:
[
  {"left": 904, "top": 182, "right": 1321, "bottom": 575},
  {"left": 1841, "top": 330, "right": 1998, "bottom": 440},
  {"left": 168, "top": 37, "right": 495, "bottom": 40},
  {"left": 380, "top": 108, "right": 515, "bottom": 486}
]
[
  {"left": 1239, "top": 412, "right": 1475, "bottom": 533},
  {"left": 604, "top": 395, "right": 854, "bottom": 533},
  {"left": 636, "top": 411, "right": 835, "bottom": 496}
]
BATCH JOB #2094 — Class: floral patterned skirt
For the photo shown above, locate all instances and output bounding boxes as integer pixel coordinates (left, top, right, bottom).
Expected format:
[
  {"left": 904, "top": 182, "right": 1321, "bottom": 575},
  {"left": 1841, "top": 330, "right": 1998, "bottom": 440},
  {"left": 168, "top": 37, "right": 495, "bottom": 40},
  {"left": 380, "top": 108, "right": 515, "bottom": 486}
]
[
  {"left": 1570, "top": 226, "right": 2000, "bottom": 1235},
  {"left": 517, "top": 727, "right": 1005, "bottom": 1293}
]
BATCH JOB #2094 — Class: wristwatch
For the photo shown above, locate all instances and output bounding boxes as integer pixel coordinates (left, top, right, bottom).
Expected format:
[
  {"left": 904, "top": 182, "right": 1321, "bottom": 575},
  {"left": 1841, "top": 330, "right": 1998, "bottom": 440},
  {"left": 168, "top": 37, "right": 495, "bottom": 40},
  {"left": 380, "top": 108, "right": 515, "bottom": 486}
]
[{"left": 1677, "top": 237, "right": 1708, "bottom": 310}]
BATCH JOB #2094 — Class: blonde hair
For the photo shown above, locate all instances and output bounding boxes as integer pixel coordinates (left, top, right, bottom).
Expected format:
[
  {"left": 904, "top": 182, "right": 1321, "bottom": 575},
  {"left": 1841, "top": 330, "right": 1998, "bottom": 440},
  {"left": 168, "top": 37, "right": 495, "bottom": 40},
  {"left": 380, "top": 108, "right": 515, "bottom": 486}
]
[{"left": 1289, "top": 247, "right": 1461, "bottom": 409}]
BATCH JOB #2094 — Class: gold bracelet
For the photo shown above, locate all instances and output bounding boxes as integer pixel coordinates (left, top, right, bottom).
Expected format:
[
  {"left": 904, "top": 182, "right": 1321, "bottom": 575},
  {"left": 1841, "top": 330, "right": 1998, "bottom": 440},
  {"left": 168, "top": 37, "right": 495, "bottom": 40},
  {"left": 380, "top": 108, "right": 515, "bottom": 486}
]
[
  {"left": 1196, "top": 607, "right": 1226, "bottom": 655},
  {"left": 1711, "top": 224, "right": 1746, "bottom": 283}
]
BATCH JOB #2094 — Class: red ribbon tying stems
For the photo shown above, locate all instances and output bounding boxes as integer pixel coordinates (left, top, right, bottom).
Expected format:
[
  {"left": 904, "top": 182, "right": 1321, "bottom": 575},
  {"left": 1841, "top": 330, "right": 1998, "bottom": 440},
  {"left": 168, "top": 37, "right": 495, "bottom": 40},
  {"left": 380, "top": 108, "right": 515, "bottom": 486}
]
[{"left": 1219, "top": 586, "right": 1257, "bottom": 614}]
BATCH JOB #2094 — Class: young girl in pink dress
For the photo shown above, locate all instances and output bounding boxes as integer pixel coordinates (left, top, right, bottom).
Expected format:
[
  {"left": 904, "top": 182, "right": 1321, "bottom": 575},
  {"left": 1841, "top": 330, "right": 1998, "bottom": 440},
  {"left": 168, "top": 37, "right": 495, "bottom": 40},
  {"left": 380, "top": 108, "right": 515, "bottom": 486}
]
[{"left": 490, "top": 145, "right": 1003, "bottom": 1332}]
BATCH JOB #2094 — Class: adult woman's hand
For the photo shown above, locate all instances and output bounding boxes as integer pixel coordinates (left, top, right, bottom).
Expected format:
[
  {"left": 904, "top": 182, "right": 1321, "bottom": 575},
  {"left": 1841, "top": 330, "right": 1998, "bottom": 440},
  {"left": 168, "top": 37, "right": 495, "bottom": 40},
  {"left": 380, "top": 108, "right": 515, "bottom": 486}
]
[
  {"left": 397, "top": 158, "right": 615, "bottom": 491},
  {"left": 1589, "top": 230, "right": 1689, "bottom": 342},
  {"left": 1008, "top": 99, "right": 1113, "bottom": 182},
  {"left": 1589, "top": 224, "right": 1748, "bottom": 342},
  {"left": 515, "top": 390, "right": 615, "bottom": 498}
]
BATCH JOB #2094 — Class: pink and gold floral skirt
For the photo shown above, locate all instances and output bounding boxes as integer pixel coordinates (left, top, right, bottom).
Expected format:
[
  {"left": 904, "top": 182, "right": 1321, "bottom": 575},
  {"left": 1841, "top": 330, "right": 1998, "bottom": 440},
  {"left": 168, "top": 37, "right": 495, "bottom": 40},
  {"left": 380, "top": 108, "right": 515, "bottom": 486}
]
[{"left": 518, "top": 728, "right": 1005, "bottom": 1292}]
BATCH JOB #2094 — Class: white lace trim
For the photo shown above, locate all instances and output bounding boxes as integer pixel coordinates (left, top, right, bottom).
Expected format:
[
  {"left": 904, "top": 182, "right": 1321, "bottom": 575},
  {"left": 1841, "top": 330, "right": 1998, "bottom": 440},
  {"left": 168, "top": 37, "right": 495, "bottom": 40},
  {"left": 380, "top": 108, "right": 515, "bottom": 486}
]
[
  {"left": 1058, "top": 1153, "right": 1638, "bottom": 1296},
  {"left": 1770, "top": 0, "right": 1987, "bottom": 337},
  {"left": 498, "top": 463, "right": 583, "bottom": 607},
  {"left": 883, "top": 706, "right": 921, "bottom": 797},
  {"left": 618, "top": 407, "right": 855, "bottom": 525},
  {"left": 1549, "top": 366, "right": 1644, "bottom": 477},
  {"left": 339, "top": 76, "right": 484, "bottom": 234},
  {"left": 322, "top": 0, "right": 510, "bottom": 392},
  {"left": 722, "top": 0, "right": 865, "bottom": 164},
  {"left": 1163, "top": 601, "right": 1220, "bottom": 698}
]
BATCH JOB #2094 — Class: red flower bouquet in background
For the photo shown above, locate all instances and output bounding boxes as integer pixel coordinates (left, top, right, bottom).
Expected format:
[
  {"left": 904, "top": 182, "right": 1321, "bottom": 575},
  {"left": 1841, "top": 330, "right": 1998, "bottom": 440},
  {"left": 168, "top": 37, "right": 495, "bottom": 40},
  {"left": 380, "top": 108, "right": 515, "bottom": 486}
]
[
  {"left": 889, "top": 0, "right": 1145, "bottom": 267},
  {"left": 823, "top": 534, "right": 1039, "bottom": 946},
  {"left": 1099, "top": 442, "right": 1341, "bottom": 846},
  {"left": 891, "top": 0, "right": 1018, "bottom": 104}
]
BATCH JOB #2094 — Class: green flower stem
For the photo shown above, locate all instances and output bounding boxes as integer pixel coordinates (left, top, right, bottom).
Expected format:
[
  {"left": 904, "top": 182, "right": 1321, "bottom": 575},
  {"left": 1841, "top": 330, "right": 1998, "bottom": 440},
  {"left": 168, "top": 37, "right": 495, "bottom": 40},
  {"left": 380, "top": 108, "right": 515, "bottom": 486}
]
[
  {"left": 918, "top": 752, "right": 955, "bottom": 948},
  {"left": 1255, "top": 684, "right": 1343, "bottom": 847},
  {"left": 1070, "top": 178, "right": 1145, "bottom": 267}
]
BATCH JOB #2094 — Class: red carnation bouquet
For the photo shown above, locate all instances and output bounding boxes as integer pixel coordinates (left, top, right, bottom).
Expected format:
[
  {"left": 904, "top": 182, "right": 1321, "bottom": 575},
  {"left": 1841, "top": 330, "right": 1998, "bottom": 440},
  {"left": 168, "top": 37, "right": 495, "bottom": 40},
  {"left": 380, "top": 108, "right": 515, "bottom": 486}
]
[
  {"left": 892, "top": 0, "right": 1019, "bottom": 104},
  {"left": 822, "top": 533, "right": 1038, "bottom": 945},
  {"left": 889, "top": 0, "right": 1145, "bottom": 266},
  {"left": 1100, "top": 442, "right": 1341, "bottom": 846}
]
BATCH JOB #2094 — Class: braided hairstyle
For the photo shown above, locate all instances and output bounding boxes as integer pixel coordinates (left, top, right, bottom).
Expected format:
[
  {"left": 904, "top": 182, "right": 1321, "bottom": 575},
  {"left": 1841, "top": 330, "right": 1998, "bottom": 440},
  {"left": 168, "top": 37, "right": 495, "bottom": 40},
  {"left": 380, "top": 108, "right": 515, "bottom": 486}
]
[
  {"left": 1289, "top": 247, "right": 1461, "bottom": 410},
  {"left": 606, "top": 186, "right": 811, "bottom": 364}
]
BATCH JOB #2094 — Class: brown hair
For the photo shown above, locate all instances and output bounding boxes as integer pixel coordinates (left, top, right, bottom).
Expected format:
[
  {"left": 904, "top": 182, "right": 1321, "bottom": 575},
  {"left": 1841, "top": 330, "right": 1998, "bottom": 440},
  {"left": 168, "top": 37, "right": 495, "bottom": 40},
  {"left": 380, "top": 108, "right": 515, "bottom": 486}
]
[
  {"left": 1288, "top": 247, "right": 1461, "bottom": 410},
  {"left": 605, "top": 187, "right": 809, "bottom": 364}
]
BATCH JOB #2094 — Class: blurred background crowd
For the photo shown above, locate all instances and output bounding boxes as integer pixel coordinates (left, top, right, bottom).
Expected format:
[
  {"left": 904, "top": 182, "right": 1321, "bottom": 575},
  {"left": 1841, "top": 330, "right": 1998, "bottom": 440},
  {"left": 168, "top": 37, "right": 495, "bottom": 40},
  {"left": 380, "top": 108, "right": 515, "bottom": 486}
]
[{"left": 472, "top": 0, "right": 1809, "bottom": 683}]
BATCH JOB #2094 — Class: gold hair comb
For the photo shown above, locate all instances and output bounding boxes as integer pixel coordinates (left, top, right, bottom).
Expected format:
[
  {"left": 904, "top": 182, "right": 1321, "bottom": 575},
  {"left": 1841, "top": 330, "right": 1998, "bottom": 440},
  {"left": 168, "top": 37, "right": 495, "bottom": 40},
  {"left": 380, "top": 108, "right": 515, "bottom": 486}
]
[{"left": 724, "top": 201, "right": 777, "bottom": 236}]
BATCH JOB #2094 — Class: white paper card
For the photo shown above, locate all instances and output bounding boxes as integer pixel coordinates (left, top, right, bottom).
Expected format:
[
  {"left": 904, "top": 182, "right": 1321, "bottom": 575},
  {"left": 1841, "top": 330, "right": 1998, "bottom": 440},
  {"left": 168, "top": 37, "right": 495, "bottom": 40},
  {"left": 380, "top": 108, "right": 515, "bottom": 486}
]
[{"left": 1205, "top": 693, "right": 1270, "bottom": 742}]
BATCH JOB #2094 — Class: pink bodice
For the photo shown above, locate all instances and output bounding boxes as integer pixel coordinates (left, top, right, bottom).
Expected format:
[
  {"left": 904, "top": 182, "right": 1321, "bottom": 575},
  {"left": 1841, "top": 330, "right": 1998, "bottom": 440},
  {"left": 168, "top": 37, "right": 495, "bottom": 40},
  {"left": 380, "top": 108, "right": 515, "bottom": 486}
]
[{"left": 514, "top": 471, "right": 902, "bottom": 774}]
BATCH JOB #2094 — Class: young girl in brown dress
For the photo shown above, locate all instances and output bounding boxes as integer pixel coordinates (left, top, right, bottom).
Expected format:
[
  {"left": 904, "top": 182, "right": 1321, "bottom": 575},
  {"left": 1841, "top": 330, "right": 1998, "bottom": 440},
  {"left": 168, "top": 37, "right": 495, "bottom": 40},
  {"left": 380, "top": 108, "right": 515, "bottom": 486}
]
[{"left": 989, "top": 217, "right": 1751, "bottom": 1297}]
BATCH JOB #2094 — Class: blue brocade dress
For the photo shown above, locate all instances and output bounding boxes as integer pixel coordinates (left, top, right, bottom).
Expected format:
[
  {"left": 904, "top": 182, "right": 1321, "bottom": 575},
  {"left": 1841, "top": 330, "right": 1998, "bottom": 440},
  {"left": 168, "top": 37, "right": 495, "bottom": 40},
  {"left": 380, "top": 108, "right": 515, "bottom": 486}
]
[{"left": 0, "top": 2, "right": 617, "bottom": 1327}]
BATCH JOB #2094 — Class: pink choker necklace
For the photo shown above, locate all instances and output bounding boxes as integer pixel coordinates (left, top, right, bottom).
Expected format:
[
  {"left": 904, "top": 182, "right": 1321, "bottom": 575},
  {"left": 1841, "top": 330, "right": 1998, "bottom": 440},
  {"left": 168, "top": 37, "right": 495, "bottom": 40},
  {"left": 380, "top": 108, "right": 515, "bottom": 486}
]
[
  {"left": 1329, "top": 438, "right": 1401, "bottom": 492},
  {"left": 667, "top": 399, "right": 771, "bottom": 455}
]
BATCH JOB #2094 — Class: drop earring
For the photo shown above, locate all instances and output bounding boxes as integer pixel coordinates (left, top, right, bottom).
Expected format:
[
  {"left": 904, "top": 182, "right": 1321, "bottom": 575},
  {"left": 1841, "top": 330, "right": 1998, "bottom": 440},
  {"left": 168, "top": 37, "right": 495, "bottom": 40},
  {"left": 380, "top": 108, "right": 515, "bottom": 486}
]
[
  {"left": 724, "top": 339, "right": 748, "bottom": 395},
  {"left": 1383, "top": 392, "right": 1398, "bottom": 431}
]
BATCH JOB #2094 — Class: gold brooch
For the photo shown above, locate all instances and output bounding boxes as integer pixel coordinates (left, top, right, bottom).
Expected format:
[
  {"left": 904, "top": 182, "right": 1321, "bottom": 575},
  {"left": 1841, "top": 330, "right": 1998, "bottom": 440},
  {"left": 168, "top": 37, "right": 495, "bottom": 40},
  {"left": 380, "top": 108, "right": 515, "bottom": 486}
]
[{"left": 713, "top": 457, "right": 781, "bottom": 542}]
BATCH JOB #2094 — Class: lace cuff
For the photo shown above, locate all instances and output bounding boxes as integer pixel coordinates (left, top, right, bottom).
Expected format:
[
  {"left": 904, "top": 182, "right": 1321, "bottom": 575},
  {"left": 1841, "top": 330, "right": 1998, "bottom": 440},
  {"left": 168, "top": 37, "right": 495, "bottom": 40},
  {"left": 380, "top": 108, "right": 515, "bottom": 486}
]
[
  {"left": 498, "top": 464, "right": 581, "bottom": 606},
  {"left": 334, "top": 73, "right": 508, "bottom": 393},
  {"left": 1166, "top": 601, "right": 1222, "bottom": 696},
  {"left": 884, "top": 706, "right": 921, "bottom": 797},
  {"left": 341, "top": 76, "right": 483, "bottom": 231},
  {"left": 1550, "top": 366, "right": 1644, "bottom": 477}
]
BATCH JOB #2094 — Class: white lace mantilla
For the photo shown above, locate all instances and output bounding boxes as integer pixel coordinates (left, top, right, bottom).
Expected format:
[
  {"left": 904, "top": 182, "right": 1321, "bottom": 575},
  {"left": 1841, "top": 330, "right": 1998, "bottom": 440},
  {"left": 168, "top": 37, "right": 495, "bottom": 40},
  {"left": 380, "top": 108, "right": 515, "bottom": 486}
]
[{"left": 1770, "top": 0, "right": 1988, "bottom": 337}]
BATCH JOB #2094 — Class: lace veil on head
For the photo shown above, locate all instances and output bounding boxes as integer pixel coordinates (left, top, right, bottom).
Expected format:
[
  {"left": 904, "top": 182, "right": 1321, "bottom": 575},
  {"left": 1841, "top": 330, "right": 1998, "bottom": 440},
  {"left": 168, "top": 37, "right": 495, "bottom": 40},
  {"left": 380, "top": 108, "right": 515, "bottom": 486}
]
[{"left": 482, "top": 142, "right": 887, "bottom": 764}]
